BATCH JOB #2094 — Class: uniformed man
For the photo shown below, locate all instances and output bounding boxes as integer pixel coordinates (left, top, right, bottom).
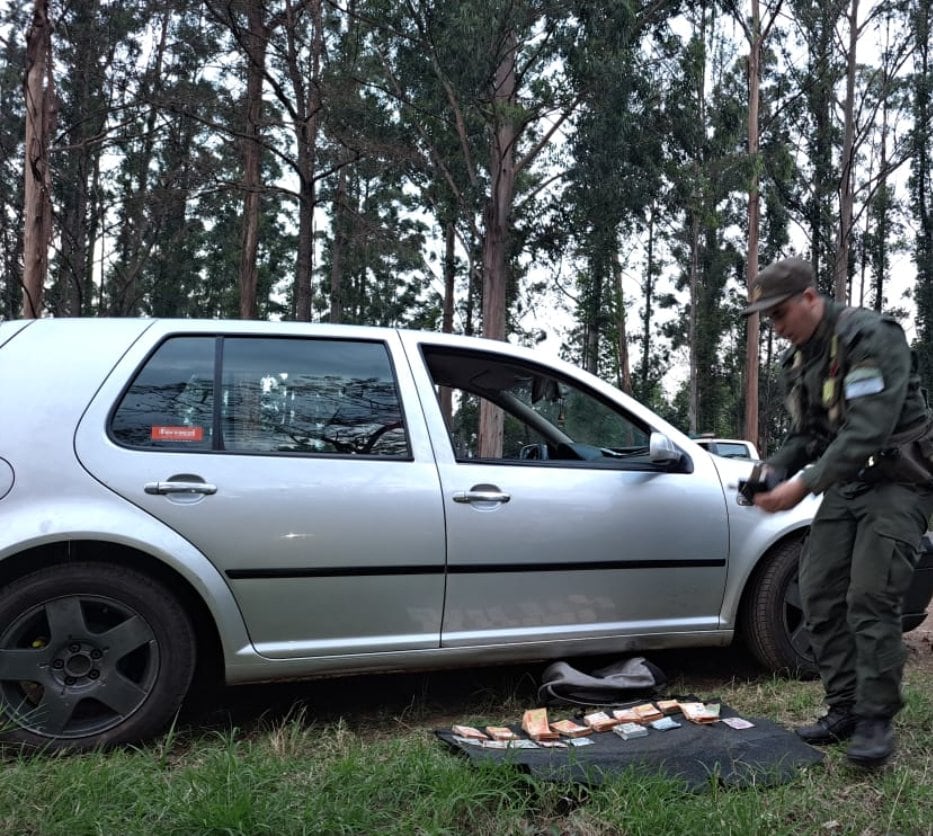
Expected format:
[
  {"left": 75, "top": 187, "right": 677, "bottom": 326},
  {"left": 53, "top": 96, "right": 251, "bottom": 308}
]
[{"left": 744, "top": 256, "right": 933, "bottom": 768}]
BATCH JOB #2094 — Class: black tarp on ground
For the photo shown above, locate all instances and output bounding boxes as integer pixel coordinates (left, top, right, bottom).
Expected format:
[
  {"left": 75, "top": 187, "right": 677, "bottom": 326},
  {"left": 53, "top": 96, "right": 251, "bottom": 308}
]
[{"left": 435, "top": 700, "right": 824, "bottom": 792}]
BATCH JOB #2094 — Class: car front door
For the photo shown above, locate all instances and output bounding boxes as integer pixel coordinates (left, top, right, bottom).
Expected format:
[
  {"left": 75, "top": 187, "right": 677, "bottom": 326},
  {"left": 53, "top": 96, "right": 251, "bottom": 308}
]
[
  {"left": 75, "top": 326, "right": 446, "bottom": 659},
  {"left": 401, "top": 337, "right": 731, "bottom": 650}
]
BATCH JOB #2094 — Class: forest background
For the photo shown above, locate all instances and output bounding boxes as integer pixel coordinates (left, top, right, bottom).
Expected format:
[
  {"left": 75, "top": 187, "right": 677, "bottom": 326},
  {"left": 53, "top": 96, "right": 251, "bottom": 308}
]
[{"left": 1, "top": 0, "right": 932, "bottom": 457}]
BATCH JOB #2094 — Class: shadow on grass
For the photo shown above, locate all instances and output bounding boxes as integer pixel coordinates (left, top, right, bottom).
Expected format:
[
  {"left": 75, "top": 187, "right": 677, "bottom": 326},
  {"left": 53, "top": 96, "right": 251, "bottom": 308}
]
[{"left": 178, "top": 642, "right": 770, "bottom": 739}]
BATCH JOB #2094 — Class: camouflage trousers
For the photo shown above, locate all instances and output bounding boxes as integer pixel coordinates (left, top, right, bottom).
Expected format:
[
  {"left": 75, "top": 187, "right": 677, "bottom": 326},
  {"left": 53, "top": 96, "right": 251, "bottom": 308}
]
[{"left": 800, "top": 480, "right": 933, "bottom": 719}]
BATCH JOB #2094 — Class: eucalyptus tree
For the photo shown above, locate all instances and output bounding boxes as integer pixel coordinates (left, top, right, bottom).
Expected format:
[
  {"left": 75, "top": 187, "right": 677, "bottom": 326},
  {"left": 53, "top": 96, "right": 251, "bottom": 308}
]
[
  {"left": 358, "top": 1, "right": 571, "bottom": 341},
  {"left": 724, "top": 0, "right": 784, "bottom": 447},
  {"left": 832, "top": 0, "right": 917, "bottom": 308},
  {"left": 854, "top": 3, "right": 917, "bottom": 314},
  {"left": 234, "top": 0, "right": 270, "bottom": 319},
  {"left": 49, "top": 0, "right": 143, "bottom": 316},
  {"left": 0, "top": 2, "right": 27, "bottom": 319},
  {"left": 63, "top": 1, "right": 145, "bottom": 315},
  {"left": 315, "top": 115, "right": 434, "bottom": 328},
  {"left": 269, "top": 0, "right": 327, "bottom": 321},
  {"left": 631, "top": 202, "right": 676, "bottom": 410},
  {"left": 206, "top": 0, "right": 336, "bottom": 322},
  {"left": 192, "top": 130, "right": 295, "bottom": 320},
  {"left": 316, "top": 4, "right": 440, "bottom": 329},
  {"left": 100, "top": 3, "right": 232, "bottom": 317},
  {"left": 783, "top": 0, "right": 846, "bottom": 293},
  {"left": 356, "top": 0, "right": 580, "bottom": 453},
  {"left": 753, "top": 125, "right": 795, "bottom": 453},
  {"left": 562, "top": 2, "right": 675, "bottom": 388},
  {"left": 354, "top": 0, "right": 490, "bottom": 339},
  {"left": 322, "top": 169, "right": 431, "bottom": 326},
  {"left": 22, "top": 0, "right": 54, "bottom": 317},
  {"left": 912, "top": 0, "right": 933, "bottom": 390},
  {"left": 665, "top": 1, "right": 748, "bottom": 435}
]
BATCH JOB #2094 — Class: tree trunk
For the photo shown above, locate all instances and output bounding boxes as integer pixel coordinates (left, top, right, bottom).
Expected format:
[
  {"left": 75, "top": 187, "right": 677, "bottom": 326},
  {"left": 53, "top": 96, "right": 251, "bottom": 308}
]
[
  {"left": 744, "top": 0, "right": 762, "bottom": 449},
  {"left": 478, "top": 28, "right": 518, "bottom": 457},
  {"left": 438, "top": 218, "right": 457, "bottom": 424},
  {"left": 834, "top": 0, "right": 859, "bottom": 301},
  {"left": 238, "top": 0, "right": 268, "bottom": 321},
  {"left": 293, "top": 166, "right": 315, "bottom": 322},
  {"left": 688, "top": 211, "right": 700, "bottom": 435},
  {"left": 910, "top": 0, "right": 933, "bottom": 389},
  {"left": 871, "top": 134, "right": 889, "bottom": 313},
  {"left": 22, "top": 0, "right": 55, "bottom": 319},
  {"left": 328, "top": 159, "right": 350, "bottom": 323},
  {"left": 443, "top": 218, "right": 456, "bottom": 335},
  {"left": 613, "top": 254, "right": 633, "bottom": 395},
  {"left": 286, "top": 0, "right": 324, "bottom": 322},
  {"left": 585, "top": 269, "right": 602, "bottom": 375},
  {"left": 640, "top": 205, "right": 657, "bottom": 397}
]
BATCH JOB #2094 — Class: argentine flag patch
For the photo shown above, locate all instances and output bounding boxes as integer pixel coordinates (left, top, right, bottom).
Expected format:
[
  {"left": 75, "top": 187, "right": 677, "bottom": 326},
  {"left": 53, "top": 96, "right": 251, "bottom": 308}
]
[{"left": 844, "top": 366, "right": 885, "bottom": 399}]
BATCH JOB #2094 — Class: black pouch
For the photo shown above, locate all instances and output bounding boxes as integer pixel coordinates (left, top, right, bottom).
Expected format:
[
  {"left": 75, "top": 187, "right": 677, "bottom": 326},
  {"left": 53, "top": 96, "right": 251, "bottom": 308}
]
[
  {"left": 537, "top": 657, "right": 667, "bottom": 707},
  {"left": 873, "top": 417, "right": 933, "bottom": 485}
]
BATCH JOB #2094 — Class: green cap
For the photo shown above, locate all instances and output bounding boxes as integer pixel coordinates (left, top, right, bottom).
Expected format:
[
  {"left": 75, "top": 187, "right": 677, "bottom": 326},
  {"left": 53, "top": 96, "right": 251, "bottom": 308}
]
[{"left": 743, "top": 257, "right": 815, "bottom": 315}]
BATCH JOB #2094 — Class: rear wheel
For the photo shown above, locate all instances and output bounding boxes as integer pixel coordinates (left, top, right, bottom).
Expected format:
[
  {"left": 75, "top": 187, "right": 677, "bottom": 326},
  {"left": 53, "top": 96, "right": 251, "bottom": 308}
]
[
  {"left": 0, "top": 562, "right": 195, "bottom": 751},
  {"left": 741, "top": 538, "right": 819, "bottom": 678}
]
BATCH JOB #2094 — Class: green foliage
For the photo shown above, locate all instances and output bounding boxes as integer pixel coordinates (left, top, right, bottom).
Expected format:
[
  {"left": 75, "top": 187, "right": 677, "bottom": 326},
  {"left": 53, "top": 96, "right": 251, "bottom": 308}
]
[
  {"left": 783, "top": 0, "right": 847, "bottom": 294},
  {"left": 0, "top": 0, "right": 929, "bottom": 431}
]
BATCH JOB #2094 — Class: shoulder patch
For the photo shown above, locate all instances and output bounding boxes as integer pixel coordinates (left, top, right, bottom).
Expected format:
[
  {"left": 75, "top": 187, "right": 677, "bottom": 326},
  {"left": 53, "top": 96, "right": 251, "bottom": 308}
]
[{"left": 844, "top": 365, "right": 884, "bottom": 399}]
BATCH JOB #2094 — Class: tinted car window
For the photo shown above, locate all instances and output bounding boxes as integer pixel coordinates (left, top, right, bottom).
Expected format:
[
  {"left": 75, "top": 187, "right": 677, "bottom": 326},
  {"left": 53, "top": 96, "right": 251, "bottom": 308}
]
[
  {"left": 111, "top": 336, "right": 215, "bottom": 449},
  {"left": 112, "top": 336, "right": 409, "bottom": 457},
  {"left": 220, "top": 338, "right": 408, "bottom": 456}
]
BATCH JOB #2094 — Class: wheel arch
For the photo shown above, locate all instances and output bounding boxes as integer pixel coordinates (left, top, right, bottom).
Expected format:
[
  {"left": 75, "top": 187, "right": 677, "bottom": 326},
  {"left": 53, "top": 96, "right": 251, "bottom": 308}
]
[
  {"left": 736, "top": 527, "right": 809, "bottom": 623},
  {"left": 0, "top": 539, "right": 225, "bottom": 688},
  {"left": 735, "top": 528, "right": 818, "bottom": 676}
]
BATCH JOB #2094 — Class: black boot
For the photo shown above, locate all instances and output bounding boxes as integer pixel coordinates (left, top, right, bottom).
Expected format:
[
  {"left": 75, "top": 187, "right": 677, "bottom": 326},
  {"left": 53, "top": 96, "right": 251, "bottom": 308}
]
[
  {"left": 846, "top": 717, "right": 895, "bottom": 767},
  {"left": 796, "top": 705, "right": 857, "bottom": 744}
]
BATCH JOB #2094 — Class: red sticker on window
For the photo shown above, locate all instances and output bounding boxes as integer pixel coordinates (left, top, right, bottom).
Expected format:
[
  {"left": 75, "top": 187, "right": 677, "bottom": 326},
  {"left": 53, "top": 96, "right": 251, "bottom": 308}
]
[{"left": 151, "top": 426, "right": 204, "bottom": 442}]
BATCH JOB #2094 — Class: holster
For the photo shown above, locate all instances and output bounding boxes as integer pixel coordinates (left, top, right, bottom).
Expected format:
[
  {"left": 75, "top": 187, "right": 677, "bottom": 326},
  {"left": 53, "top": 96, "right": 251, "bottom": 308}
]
[{"left": 864, "top": 416, "right": 933, "bottom": 486}]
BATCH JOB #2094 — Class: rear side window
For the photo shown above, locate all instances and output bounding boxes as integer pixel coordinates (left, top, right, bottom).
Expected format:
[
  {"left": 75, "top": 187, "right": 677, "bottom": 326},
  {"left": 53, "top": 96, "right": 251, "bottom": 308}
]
[
  {"left": 111, "top": 337, "right": 215, "bottom": 449},
  {"left": 111, "top": 336, "right": 409, "bottom": 457}
]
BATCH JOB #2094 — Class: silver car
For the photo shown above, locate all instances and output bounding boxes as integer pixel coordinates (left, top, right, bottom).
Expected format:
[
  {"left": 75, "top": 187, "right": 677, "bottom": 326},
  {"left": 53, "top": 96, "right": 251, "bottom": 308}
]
[{"left": 1, "top": 318, "right": 930, "bottom": 751}]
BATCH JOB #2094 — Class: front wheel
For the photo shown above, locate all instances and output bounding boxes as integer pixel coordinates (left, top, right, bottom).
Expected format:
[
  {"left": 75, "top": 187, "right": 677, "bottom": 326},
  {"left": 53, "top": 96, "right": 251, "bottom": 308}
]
[
  {"left": 0, "top": 562, "right": 196, "bottom": 751},
  {"left": 741, "top": 538, "right": 819, "bottom": 678}
]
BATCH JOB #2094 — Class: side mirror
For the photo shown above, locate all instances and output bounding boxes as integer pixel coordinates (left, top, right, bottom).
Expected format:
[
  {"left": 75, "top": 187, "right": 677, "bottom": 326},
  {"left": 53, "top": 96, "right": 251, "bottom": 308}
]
[
  {"left": 648, "top": 431, "right": 680, "bottom": 464},
  {"left": 519, "top": 443, "right": 549, "bottom": 460}
]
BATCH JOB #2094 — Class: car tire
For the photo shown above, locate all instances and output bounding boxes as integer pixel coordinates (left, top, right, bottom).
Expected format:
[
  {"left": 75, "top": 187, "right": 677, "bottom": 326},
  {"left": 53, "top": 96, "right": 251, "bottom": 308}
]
[
  {"left": 741, "top": 538, "right": 819, "bottom": 678},
  {"left": 0, "top": 561, "right": 196, "bottom": 751}
]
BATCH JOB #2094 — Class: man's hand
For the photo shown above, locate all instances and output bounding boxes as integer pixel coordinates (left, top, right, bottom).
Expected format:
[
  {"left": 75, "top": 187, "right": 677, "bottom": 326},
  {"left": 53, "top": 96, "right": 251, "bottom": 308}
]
[{"left": 753, "top": 476, "right": 809, "bottom": 513}]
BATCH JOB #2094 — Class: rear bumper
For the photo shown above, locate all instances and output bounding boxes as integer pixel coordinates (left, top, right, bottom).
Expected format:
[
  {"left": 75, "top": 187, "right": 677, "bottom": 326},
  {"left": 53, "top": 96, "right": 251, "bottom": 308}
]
[{"left": 903, "top": 533, "right": 933, "bottom": 632}]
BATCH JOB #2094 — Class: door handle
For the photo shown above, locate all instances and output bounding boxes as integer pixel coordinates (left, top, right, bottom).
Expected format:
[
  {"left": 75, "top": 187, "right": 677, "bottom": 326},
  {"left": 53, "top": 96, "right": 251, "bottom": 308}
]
[
  {"left": 453, "top": 488, "right": 511, "bottom": 504},
  {"left": 144, "top": 480, "right": 217, "bottom": 496}
]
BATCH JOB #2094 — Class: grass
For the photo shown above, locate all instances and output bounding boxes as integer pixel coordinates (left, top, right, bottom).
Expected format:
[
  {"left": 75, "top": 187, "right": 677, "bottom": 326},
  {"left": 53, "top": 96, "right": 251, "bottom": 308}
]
[{"left": 0, "top": 651, "right": 931, "bottom": 835}]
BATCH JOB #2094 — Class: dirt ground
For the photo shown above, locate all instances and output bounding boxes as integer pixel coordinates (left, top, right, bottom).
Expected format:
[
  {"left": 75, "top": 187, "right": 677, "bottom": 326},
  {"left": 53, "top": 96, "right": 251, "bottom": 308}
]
[
  {"left": 178, "top": 556, "right": 933, "bottom": 727},
  {"left": 184, "top": 604, "right": 933, "bottom": 734}
]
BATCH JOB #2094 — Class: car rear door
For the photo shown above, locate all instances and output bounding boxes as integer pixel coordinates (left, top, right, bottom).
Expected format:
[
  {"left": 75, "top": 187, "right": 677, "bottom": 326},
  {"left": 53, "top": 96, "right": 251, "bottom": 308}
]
[{"left": 75, "top": 322, "right": 446, "bottom": 659}]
